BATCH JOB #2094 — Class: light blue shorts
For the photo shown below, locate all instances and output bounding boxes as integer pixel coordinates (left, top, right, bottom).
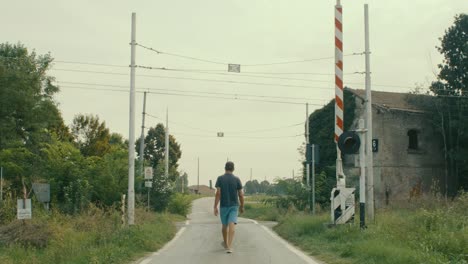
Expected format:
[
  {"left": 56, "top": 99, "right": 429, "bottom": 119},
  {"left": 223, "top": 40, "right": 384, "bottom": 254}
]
[{"left": 220, "top": 206, "right": 239, "bottom": 226}]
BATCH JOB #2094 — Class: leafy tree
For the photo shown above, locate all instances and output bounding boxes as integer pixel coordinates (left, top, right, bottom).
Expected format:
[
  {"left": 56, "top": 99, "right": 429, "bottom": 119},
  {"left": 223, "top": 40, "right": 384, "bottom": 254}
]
[
  {"left": 304, "top": 89, "right": 356, "bottom": 206},
  {"left": 137, "top": 123, "right": 182, "bottom": 181},
  {"left": 175, "top": 172, "right": 189, "bottom": 193},
  {"left": 0, "top": 43, "right": 64, "bottom": 150},
  {"left": 71, "top": 114, "right": 111, "bottom": 157},
  {"left": 428, "top": 14, "right": 468, "bottom": 194},
  {"left": 149, "top": 160, "right": 175, "bottom": 211}
]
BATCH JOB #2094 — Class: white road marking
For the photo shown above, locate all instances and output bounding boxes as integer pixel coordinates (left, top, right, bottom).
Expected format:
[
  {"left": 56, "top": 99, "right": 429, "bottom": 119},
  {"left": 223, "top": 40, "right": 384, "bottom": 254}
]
[
  {"left": 260, "top": 225, "right": 321, "bottom": 264},
  {"left": 139, "top": 225, "right": 187, "bottom": 264},
  {"left": 248, "top": 219, "right": 259, "bottom": 225}
]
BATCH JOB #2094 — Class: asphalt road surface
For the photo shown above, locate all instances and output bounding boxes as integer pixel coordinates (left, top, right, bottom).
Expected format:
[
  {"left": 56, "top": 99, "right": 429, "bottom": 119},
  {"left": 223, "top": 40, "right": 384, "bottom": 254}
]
[{"left": 137, "top": 197, "right": 321, "bottom": 264}]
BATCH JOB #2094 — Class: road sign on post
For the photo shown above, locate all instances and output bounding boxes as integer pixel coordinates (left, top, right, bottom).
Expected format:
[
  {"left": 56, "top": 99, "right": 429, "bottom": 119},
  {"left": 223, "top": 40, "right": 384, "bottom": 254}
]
[
  {"left": 17, "top": 199, "right": 32, "bottom": 220},
  {"left": 144, "top": 167, "right": 153, "bottom": 180},
  {"left": 32, "top": 183, "right": 50, "bottom": 203}
]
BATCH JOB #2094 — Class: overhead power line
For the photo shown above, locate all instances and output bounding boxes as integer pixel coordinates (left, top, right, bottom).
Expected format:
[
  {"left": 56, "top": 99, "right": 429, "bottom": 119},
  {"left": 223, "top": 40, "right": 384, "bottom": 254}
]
[
  {"left": 136, "top": 43, "right": 363, "bottom": 67},
  {"left": 146, "top": 113, "right": 304, "bottom": 134},
  {"left": 59, "top": 85, "right": 325, "bottom": 106},
  {"left": 52, "top": 68, "right": 335, "bottom": 90},
  {"left": 171, "top": 132, "right": 303, "bottom": 139},
  {"left": 58, "top": 81, "right": 329, "bottom": 102}
]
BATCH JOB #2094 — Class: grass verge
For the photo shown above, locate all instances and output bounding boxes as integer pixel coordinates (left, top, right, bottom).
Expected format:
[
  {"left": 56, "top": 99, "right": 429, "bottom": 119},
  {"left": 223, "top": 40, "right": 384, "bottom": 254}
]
[
  {"left": 243, "top": 195, "right": 468, "bottom": 264},
  {"left": 0, "top": 207, "right": 183, "bottom": 264}
]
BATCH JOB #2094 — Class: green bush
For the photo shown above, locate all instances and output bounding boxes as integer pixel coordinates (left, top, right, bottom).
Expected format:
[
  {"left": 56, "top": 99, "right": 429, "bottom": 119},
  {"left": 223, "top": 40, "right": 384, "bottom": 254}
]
[{"left": 168, "top": 193, "right": 192, "bottom": 216}]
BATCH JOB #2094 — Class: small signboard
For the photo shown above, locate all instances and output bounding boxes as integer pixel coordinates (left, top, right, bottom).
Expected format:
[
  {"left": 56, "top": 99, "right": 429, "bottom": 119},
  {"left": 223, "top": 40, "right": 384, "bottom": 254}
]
[
  {"left": 228, "top": 64, "right": 241, "bottom": 73},
  {"left": 145, "top": 181, "right": 153, "bottom": 188},
  {"left": 217, "top": 132, "right": 224, "bottom": 137},
  {"left": 372, "top": 139, "right": 379, "bottom": 152},
  {"left": 17, "top": 199, "right": 32, "bottom": 220},
  {"left": 144, "top": 167, "right": 153, "bottom": 180},
  {"left": 306, "top": 144, "right": 320, "bottom": 163},
  {"left": 32, "top": 183, "right": 50, "bottom": 203}
]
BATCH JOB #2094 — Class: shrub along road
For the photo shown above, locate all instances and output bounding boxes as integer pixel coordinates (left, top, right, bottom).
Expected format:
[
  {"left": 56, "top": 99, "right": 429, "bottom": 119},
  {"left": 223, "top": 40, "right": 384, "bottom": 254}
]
[{"left": 137, "top": 197, "right": 321, "bottom": 264}]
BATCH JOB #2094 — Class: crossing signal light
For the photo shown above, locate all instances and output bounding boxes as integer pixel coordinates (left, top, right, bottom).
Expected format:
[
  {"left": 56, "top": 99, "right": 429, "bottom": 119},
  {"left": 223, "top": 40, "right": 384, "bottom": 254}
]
[{"left": 338, "top": 131, "right": 360, "bottom": 154}]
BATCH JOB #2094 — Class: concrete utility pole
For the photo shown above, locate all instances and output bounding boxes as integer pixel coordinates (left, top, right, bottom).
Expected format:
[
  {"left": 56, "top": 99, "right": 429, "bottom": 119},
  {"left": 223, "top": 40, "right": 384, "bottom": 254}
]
[
  {"left": 127, "top": 12, "right": 136, "bottom": 226},
  {"left": 306, "top": 103, "right": 310, "bottom": 188},
  {"left": 311, "top": 144, "right": 316, "bottom": 214},
  {"left": 364, "top": 4, "right": 375, "bottom": 222},
  {"left": 165, "top": 108, "right": 169, "bottom": 178},
  {"left": 139, "top": 91, "right": 147, "bottom": 176},
  {"left": 181, "top": 175, "right": 184, "bottom": 193},
  {"left": 357, "top": 119, "right": 367, "bottom": 228},
  {"left": 197, "top": 157, "right": 200, "bottom": 194},
  {"left": 1, "top": 167, "right": 3, "bottom": 202}
]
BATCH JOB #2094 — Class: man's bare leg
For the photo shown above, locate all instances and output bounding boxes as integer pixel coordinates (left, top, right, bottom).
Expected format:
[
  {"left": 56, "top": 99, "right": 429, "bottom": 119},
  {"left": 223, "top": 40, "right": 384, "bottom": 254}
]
[
  {"left": 222, "top": 225, "right": 228, "bottom": 248},
  {"left": 227, "top": 222, "right": 236, "bottom": 250}
]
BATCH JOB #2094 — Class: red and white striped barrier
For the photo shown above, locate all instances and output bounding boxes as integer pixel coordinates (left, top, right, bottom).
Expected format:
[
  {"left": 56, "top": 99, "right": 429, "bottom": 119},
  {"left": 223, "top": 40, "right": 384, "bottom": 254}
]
[{"left": 335, "top": 0, "right": 344, "bottom": 143}]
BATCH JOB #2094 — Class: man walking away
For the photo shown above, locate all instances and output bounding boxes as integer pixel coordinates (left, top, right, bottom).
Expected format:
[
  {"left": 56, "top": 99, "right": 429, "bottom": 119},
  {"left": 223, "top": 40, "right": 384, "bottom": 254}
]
[{"left": 214, "top": 161, "right": 244, "bottom": 253}]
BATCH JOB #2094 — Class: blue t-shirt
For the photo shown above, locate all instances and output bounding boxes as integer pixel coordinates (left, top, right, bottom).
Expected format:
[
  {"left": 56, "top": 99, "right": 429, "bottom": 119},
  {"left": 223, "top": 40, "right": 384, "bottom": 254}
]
[{"left": 215, "top": 173, "right": 243, "bottom": 207}]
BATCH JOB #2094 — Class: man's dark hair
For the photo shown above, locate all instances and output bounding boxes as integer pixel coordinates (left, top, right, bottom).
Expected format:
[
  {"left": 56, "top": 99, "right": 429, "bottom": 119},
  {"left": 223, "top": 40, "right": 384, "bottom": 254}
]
[{"left": 225, "top": 161, "right": 235, "bottom": 171}]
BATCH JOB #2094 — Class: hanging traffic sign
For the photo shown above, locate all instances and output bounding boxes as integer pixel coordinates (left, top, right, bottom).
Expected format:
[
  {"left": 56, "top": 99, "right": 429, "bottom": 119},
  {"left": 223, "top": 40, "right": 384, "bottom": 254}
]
[{"left": 228, "top": 64, "right": 240, "bottom": 73}]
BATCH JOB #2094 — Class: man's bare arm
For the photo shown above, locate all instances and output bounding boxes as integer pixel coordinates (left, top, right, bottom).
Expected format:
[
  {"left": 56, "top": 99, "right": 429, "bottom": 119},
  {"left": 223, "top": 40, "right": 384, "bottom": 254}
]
[
  {"left": 214, "top": 188, "right": 221, "bottom": 216},
  {"left": 238, "top": 189, "right": 245, "bottom": 214}
]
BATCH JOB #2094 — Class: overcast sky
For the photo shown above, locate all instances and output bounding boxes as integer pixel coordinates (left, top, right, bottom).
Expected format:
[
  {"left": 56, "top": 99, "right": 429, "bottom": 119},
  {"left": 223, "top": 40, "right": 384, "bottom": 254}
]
[{"left": 2, "top": 0, "right": 466, "bottom": 187}]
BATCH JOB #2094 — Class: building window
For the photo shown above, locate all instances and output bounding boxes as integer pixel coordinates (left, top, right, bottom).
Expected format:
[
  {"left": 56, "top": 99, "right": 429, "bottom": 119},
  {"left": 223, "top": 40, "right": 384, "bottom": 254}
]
[{"left": 408, "top": 129, "right": 418, "bottom": 150}]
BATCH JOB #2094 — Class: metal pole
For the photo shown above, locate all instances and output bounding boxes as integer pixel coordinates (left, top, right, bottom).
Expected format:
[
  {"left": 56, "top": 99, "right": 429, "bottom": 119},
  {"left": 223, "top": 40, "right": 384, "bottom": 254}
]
[
  {"left": 181, "top": 175, "right": 184, "bottom": 193},
  {"left": 311, "top": 144, "right": 315, "bottom": 214},
  {"left": 306, "top": 103, "right": 310, "bottom": 186},
  {"left": 335, "top": 0, "right": 345, "bottom": 188},
  {"left": 147, "top": 187, "right": 150, "bottom": 211},
  {"left": 306, "top": 103, "right": 310, "bottom": 188},
  {"left": 364, "top": 4, "right": 375, "bottom": 222},
  {"left": 358, "top": 119, "right": 366, "bottom": 228},
  {"left": 1, "top": 167, "right": 3, "bottom": 202},
  {"left": 197, "top": 157, "right": 200, "bottom": 194},
  {"left": 165, "top": 108, "right": 169, "bottom": 178},
  {"left": 139, "top": 92, "right": 147, "bottom": 176},
  {"left": 127, "top": 12, "right": 136, "bottom": 226}
]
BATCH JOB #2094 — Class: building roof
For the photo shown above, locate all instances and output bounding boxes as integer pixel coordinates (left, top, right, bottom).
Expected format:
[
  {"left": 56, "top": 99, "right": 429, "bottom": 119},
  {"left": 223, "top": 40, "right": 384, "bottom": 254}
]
[{"left": 346, "top": 88, "right": 432, "bottom": 113}]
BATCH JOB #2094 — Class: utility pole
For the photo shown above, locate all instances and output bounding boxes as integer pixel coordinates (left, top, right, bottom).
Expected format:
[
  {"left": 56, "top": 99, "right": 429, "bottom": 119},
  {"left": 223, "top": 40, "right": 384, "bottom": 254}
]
[
  {"left": 305, "top": 103, "right": 311, "bottom": 210},
  {"left": 181, "top": 175, "right": 184, "bottom": 193},
  {"left": 139, "top": 91, "right": 147, "bottom": 176},
  {"left": 250, "top": 168, "right": 253, "bottom": 182},
  {"left": 1, "top": 167, "right": 3, "bottom": 202},
  {"left": 127, "top": 12, "right": 136, "bottom": 226},
  {"left": 197, "top": 157, "right": 200, "bottom": 194},
  {"left": 364, "top": 4, "right": 375, "bottom": 222},
  {"left": 357, "top": 119, "right": 367, "bottom": 228},
  {"left": 311, "top": 144, "right": 316, "bottom": 214},
  {"left": 165, "top": 108, "right": 169, "bottom": 178}
]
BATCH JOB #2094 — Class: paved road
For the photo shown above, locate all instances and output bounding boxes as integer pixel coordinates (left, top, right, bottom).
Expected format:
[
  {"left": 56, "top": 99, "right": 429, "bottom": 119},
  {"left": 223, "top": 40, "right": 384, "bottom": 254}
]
[{"left": 138, "top": 197, "right": 321, "bottom": 264}]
